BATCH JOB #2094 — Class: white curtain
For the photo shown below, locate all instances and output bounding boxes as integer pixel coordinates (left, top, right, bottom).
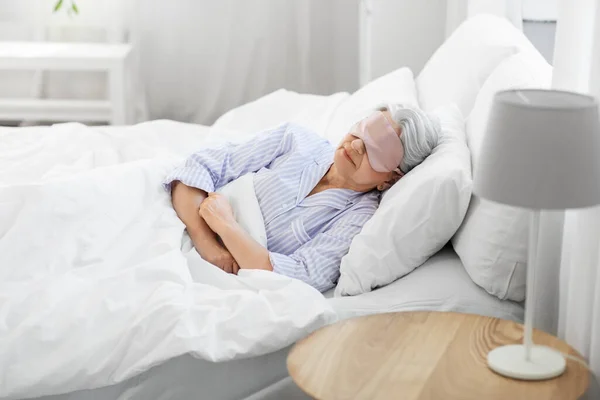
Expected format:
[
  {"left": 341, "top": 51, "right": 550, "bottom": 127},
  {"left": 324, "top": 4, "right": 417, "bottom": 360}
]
[
  {"left": 133, "top": 0, "right": 359, "bottom": 124},
  {"left": 553, "top": 0, "right": 600, "bottom": 376},
  {"left": 446, "top": 0, "right": 523, "bottom": 37}
]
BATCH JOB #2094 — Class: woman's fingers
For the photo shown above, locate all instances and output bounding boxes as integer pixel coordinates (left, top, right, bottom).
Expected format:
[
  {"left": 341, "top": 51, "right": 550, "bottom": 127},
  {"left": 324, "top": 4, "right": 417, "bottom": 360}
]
[
  {"left": 222, "top": 258, "right": 233, "bottom": 274},
  {"left": 232, "top": 261, "right": 239, "bottom": 275},
  {"left": 198, "top": 198, "right": 217, "bottom": 228},
  {"left": 199, "top": 194, "right": 226, "bottom": 217},
  {"left": 198, "top": 199, "right": 208, "bottom": 216}
]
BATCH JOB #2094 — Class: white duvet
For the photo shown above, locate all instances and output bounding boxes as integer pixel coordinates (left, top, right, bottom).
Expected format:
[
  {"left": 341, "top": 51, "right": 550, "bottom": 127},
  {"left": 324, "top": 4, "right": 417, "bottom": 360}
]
[{"left": 0, "top": 121, "right": 336, "bottom": 399}]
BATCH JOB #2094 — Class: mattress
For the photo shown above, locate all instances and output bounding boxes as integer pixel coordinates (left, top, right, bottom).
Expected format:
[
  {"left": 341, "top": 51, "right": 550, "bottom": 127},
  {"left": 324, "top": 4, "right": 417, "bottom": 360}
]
[{"left": 31, "top": 246, "right": 523, "bottom": 400}]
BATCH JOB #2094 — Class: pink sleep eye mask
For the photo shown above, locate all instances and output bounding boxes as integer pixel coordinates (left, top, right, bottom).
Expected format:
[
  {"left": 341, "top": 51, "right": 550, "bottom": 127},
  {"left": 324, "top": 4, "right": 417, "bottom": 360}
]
[{"left": 351, "top": 112, "right": 404, "bottom": 173}]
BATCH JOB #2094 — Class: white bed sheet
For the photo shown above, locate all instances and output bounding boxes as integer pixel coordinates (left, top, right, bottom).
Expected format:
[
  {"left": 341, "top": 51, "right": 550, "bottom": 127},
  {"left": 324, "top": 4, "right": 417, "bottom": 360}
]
[{"left": 329, "top": 245, "right": 523, "bottom": 321}]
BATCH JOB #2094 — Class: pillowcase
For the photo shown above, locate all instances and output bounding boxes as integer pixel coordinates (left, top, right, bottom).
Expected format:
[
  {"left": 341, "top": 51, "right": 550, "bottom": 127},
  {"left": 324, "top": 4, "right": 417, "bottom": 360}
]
[
  {"left": 335, "top": 104, "right": 472, "bottom": 296},
  {"left": 416, "top": 14, "right": 537, "bottom": 117},
  {"left": 324, "top": 67, "right": 419, "bottom": 145},
  {"left": 451, "top": 50, "right": 552, "bottom": 301}
]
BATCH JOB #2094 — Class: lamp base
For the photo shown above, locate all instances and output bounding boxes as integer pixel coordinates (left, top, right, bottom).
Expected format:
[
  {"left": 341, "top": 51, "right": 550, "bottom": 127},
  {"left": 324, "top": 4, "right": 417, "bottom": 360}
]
[{"left": 487, "top": 344, "right": 566, "bottom": 380}]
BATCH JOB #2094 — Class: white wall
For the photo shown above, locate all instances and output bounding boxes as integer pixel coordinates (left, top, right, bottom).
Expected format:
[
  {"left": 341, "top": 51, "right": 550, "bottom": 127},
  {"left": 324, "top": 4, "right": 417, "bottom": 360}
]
[
  {"left": 522, "top": 0, "right": 558, "bottom": 65},
  {"left": 369, "top": 0, "right": 447, "bottom": 79},
  {"left": 523, "top": 0, "right": 558, "bottom": 20},
  {"left": 523, "top": 21, "right": 556, "bottom": 63}
]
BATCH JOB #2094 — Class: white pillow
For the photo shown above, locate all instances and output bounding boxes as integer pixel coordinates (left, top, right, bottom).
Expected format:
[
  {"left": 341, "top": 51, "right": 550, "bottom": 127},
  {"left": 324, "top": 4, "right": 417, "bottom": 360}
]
[
  {"left": 452, "top": 50, "right": 552, "bottom": 301},
  {"left": 217, "top": 173, "right": 267, "bottom": 247},
  {"left": 324, "top": 67, "right": 419, "bottom": 145},
  {"left": 416, "top": 14, "right": 537, "bottom": 116},
  {"left": 211, "top": 89, "right": 350, "bottom": 136},
  {"left": 335, "top": 104, "right": 472, "bottom": 296}
]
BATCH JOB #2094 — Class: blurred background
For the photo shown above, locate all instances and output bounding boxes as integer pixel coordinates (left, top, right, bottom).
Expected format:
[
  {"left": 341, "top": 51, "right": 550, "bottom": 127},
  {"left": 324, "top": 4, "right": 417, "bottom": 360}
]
[{"left": 0, "top": 0, "right": 556, "bottom": 125}]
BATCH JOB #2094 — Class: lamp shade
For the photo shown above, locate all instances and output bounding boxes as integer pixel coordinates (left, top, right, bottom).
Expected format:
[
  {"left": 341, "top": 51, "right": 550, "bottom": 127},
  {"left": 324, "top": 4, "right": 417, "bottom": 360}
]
[{"left": 474, "top": 89, "right": 600, "bottom": 210}]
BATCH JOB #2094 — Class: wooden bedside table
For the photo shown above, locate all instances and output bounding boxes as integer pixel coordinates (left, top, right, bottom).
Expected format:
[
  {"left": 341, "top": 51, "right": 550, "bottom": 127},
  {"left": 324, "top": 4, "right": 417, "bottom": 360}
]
[{"left": 287, "top": 311, "right": 592, "bottom": 400}]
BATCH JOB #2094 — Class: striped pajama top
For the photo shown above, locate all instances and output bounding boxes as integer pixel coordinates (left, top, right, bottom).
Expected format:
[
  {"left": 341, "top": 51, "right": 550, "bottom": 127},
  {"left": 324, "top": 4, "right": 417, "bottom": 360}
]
[{"left": 163, "top": 123, "right": 379, "bottom": 292}]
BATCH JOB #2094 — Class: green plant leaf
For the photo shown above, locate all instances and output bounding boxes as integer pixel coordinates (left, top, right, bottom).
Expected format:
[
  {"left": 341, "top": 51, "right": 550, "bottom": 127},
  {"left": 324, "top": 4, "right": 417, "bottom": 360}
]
[
  {"left": 53, "top": 0, "right": 64, "bottom": 12},
  {"left": 71, "top": 2, "right": 79, "bottom": 14}
]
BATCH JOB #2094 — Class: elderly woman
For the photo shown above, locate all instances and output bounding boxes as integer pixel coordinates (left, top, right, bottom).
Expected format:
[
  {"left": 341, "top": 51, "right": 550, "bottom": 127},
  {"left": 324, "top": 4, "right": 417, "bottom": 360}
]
[{"left": 164, "top": 104, "right": 440, "bottom": 292}]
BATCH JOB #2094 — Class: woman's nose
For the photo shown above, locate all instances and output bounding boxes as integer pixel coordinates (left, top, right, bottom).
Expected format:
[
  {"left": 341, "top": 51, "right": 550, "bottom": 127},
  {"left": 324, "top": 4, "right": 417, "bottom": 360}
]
[{"left": 350, "top": 138, "right": 365, "bottom": 155}]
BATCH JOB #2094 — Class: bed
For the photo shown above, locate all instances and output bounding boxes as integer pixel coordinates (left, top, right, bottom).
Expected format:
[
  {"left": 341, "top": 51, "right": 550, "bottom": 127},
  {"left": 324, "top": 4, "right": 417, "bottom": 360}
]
[
  {"left": 0, "top": 114, "right": 522, "bottom": 400},
  {"left": 2, "top": 15, "right": 536, "bottom": 400},
  {"left": 31, "top": 247, "right": 522, "bottom": 400}
]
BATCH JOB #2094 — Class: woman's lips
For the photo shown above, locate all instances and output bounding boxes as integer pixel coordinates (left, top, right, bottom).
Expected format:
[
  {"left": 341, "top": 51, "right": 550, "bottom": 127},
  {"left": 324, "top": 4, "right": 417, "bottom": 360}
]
[{"left": 343, "top": 148, "right": 356, "bottom": 167}]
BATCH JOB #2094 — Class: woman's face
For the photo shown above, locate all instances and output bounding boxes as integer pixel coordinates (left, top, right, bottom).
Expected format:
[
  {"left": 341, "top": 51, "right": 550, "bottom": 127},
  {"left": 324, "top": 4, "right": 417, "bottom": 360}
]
[{"left": 333, "top": 110, "right": 404, "bottom": 191}]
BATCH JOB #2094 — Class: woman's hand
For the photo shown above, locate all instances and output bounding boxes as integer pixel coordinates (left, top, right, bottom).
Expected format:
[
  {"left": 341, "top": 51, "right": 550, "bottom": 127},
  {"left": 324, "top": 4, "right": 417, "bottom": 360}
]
[
  {"left": 193, "top": 237, "right": 240, "bottom": 274},
  {"left": 198, "top": 192, "right": 236, "bottom": 235},
  {"left": 200, "top": 192, "right": 272, "bottom": 273}
]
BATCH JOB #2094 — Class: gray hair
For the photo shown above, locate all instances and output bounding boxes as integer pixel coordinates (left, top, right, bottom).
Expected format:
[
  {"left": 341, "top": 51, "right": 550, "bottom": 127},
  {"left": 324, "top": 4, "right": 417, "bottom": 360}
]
[{"left": 376, "top": 103, "right": 440, "bottom": 173}]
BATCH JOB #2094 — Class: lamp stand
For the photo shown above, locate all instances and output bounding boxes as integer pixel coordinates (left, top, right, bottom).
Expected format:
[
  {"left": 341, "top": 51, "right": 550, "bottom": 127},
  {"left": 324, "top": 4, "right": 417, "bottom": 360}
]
[{"left": 487, "top": 210, "right": 567, "bottom": 380}]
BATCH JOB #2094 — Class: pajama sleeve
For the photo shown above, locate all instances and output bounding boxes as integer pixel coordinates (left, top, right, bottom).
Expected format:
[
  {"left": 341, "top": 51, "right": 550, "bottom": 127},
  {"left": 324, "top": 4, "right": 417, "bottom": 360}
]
[
  {"left": 163, "top": 123, "right": 293, "bottom": 193},
  {"left": 269, "top": 211, "right": 374, "bottom": 292}
]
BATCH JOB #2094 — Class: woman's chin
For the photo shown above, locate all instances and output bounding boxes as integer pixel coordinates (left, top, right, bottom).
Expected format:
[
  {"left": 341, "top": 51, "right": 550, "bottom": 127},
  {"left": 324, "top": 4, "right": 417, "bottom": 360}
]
[
  {"left": 333, "top": 153, "right": 350, "bottom": 170},
  {"left": 333, "top": 162, "right": 355, "bottom": 182}
]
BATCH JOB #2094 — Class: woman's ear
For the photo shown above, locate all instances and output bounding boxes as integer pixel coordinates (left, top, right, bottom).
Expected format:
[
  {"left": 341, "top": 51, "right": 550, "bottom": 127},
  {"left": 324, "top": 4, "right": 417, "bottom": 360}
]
[{"left": 377, "top": 169, "right": 404, "bottom": 191}]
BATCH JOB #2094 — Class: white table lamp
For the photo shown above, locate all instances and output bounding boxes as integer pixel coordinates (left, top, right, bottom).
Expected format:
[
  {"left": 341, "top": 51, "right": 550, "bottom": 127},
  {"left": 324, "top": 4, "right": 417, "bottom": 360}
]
[{"left": 474, "top": 89, "right": 600, "bottom": 380}]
